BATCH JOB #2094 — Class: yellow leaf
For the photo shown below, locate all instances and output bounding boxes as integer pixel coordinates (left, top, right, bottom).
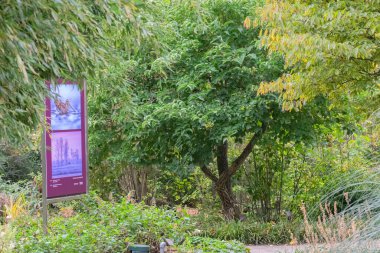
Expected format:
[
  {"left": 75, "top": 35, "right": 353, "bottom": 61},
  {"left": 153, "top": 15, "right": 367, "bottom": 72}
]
[{"left": 243, "top": 17, "right": 251, "bottom": 29}]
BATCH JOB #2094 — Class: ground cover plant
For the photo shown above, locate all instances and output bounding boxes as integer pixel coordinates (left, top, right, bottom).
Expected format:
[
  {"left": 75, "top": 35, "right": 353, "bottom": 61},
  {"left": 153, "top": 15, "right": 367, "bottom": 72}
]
[
  {"left": 195, "top": 214, "right": 304, "bottom": 245},
  {"left": 2, "top": 191, "right": 247, "bottom": 253}
]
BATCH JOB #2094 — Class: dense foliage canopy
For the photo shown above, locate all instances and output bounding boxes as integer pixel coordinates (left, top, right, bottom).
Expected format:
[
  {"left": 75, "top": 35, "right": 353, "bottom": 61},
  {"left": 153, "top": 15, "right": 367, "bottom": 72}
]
[
  {"left": 0, "top": 0, "right": 136, "bottom": 143},
  {"left": 125, "top": 0, "right": 283, "bottom": 167},
  {"left": 95, "top": 0, "right": 335, "bottom": 219},
  {"left": 255, "top": 0, "right": 380, "bottom": 110}
]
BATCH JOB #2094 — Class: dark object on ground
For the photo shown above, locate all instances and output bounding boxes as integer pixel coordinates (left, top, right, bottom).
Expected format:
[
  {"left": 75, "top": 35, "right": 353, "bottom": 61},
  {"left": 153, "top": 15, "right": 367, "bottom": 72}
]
[
  {"left": 286, "top": 210, "right": 293, "bottom": 221},
  {"left": 127, "top": 244, "right": 150, "bottom": 253}
]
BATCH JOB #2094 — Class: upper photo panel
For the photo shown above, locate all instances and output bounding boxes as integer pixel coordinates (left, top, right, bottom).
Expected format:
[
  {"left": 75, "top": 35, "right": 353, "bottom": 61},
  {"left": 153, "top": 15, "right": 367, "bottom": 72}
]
[{"left": 50, "top": 84, "right": 82, "bottom": 130}]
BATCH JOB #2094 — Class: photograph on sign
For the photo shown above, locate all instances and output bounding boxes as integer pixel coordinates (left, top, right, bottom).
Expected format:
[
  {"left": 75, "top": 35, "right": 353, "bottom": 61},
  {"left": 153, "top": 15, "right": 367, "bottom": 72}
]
[
  {"left": 50, "top": 84, "right": 81, "bottom": 130},
  {"left": 51, "top": 131, "right": 83, "bottom": 179}
]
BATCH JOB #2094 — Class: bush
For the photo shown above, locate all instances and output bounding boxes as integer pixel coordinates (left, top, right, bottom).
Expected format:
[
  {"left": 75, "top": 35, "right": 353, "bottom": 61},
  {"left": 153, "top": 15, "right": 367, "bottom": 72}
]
[
  {"left": 195, "top": 213, "right": 304, "bottom": 245},
  {"left": 11, "top": 193, "right": 247, "bottom": 253},
  {"left": 0, "top": 174, "right": 41, "bottom": 224},
  {"left": 0, "top": 144, "right": 40, "bottom": 182}
]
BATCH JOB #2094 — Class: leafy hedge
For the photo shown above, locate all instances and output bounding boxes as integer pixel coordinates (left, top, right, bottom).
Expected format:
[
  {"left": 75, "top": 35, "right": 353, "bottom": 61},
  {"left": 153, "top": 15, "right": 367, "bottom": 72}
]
[
  {"left": 11, "top": 193, "right": 247, "bottom": 253},
  {"left": 195, "top": 214, "right": 304, "bottom": 245},
  {"left": 202, "top": 220, "right": 304, "bottom": 245}
]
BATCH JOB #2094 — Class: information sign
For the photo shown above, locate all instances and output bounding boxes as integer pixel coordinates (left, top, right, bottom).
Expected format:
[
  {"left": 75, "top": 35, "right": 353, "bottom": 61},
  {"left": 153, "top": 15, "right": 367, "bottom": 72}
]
[{"left": 43, "top": 80, "right": 88, "bottom": 199}]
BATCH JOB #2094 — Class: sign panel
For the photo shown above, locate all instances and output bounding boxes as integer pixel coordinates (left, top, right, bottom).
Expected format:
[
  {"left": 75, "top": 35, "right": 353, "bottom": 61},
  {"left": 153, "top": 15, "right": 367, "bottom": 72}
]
[{"left": 44, "top": 80, "right": 88, "bottom": 199}]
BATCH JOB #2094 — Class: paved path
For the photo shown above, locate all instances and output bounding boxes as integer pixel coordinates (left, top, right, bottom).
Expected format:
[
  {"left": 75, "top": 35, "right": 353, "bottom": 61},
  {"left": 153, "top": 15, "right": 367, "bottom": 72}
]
[{"left": 247, "top": 244, "right": 309, "bottom": 253}]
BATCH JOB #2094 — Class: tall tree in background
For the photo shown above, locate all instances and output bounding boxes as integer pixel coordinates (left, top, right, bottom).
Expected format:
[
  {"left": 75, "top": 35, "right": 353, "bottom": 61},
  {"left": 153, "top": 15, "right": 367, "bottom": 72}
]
[
  {"left": 254, "top": 0, "right": 379, "bottom": 111},
  {"left": 122, "top": 0, "right": 329, "bottom": 219},
  {"left": 0, "top": 0, "right": 139, "bottom": 144}
]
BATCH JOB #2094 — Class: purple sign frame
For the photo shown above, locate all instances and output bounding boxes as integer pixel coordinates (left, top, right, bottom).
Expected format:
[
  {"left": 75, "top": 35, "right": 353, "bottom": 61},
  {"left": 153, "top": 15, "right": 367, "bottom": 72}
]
[{"left": 43, "top": 80, "right": 88, "bottom": 199}]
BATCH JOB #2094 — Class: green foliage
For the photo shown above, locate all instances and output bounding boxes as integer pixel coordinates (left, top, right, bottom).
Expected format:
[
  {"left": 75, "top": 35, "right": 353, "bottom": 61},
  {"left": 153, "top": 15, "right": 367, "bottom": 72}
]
[
  {"left": 1, "top": 0, "right": 379, "bottom": 250},
  {"left": 0, "top": 144, "right": 40, "bottom": 182},
  {"left": 256, "top": 0, "right": 380, "bottom": 111},
  {"left": 195, "top": 213, "right": 304, "bottom": 245},
  {"left": 236, "top": 122, "right": 374, "bottom": 220},
  {"left": 124, "top": 0, "right": 285, "bottom": 168},
  {"left": 86, "top": 0, "right": 347, "bottom": 220},
  {"left": 88, "top": 60, "right": 135, "bottom": 194},
  {"left": 179, "top": 236, "right": 248, "bottom": 253},
  {"left": 0, "top": 0, "right": 136, "bottom": 144},
  {"left": 153, "top": 170, "right": 202, "bottom": 207},
  {"left": 0, "top": 177, "right": 24, "bottom": 199},
  {"left": 11, "top": 193, "right": 245, "bottom": 253},
  {"left": 13, "top": 195, "right": 191, "bottom": 252},
  {"left": 0, "top": 173, "right": 41, "bottom": 224}
]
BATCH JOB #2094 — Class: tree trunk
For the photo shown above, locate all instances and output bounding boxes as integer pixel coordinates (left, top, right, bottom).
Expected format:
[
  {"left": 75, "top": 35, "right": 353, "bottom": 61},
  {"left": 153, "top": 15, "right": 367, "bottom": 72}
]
[
  {"left": 119, "top": 166, "right": 148, "bottom": 202},
  {"left": 200, "top": 125, "right": 267, "bottom": 220},
  {"left": 277, "top": 141, "right": 285, "bottom": 216},
  {"left": 216, "top": 142, "right": 241, "bottom": 220},
  {"left": 216, "top": 179, "right": 240, "bottom": 220}
]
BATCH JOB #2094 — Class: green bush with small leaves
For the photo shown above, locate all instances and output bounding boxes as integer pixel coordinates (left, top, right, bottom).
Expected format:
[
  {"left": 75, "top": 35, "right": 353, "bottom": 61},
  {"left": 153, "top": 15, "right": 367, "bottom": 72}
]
[
  {"left": 195, "top": 213, "right": 304, "bottom": 245},
  {"left": 11, "top": 193, "right": 246, "bottom": 253}
]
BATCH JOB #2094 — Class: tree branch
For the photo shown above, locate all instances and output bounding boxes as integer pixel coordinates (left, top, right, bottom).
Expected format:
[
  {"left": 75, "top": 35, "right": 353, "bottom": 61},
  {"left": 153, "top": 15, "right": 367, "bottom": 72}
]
[
  {"left": 219, "top": 124, "right": 267, "bottom": 182},
  {"left": 200, "top": 165, "right": 218, "bottom": 182}
]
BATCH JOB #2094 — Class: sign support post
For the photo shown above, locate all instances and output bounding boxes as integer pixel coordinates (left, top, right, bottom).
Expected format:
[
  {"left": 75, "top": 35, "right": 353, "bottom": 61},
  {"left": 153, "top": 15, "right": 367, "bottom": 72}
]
[
  {"left": 41, "top": 128, "right": 48, "bottom": 234},
  {"left": 42, "top": 195, "right": 48, "bottom": 234}
]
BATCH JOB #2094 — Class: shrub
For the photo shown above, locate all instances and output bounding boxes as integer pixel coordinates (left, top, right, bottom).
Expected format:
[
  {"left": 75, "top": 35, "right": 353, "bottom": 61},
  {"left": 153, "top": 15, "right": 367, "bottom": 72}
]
[
  {"left": 0, "top": 144, "right": 40, "bottom": 182},
  {"left": 0, "top": 174, "right": 41, "bottom": 224},
  {"left": 195, "top": 213, "right": 304, "bottom": 245},
  {"left": 12, "top": 196, "right": 191, "bottom": 252},
  {"left": 11, "top": 193, "right": 247, "bottom": 253}
]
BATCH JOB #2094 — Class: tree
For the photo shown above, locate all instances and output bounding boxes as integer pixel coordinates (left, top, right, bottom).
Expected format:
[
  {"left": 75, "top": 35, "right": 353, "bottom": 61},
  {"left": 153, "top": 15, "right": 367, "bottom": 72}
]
[
  {"left": 87, "top": 1, "right": 163, "bottom": 195},
  {"left": 121, "top": 0, "right": 329, "bottom": 219},
  {"left": 88, "top": 61, "right": 135, "bottom": 195},
  {"left": 254, "top": 0, "right": 380, "bottom": 111},
  {"left": 0, "top": 0, "right": 138, "bottom": 144},
  {"left": 87, "top": 0, "right": 172, "bottom": 195}
]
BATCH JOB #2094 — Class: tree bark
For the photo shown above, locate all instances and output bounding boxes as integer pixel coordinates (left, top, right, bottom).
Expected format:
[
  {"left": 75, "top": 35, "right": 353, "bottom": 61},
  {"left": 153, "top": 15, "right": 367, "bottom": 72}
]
[
  {"left": 215, "top": 179, "right": 240, "bottom": 220},
  {"left": 119, "top": 166, "right": 148, "bottom": 202},
  {"left": 215, "top": 141, "right": 241, "bottom": 219}
]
